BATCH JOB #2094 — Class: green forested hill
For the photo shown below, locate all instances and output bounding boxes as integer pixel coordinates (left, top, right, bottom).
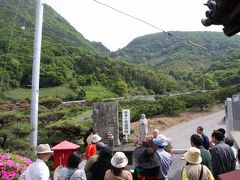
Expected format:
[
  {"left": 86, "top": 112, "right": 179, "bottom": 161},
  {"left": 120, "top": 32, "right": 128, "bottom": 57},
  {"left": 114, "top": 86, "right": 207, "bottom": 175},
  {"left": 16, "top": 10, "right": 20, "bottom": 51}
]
[
  {"left": 115, "top": 31, "right": 240, "bottom": 69},
  {"left": 114, "top": 31, "right": 240, "bottom": 90},
  {"left": 0, "top": 0, "right": 178, "bottom": 96},
  {"left": 1, "top": 0, "right": 240, "bottom": 98},
  {"left": 0, "top": 0, "right": 100, "bottom": 89}
]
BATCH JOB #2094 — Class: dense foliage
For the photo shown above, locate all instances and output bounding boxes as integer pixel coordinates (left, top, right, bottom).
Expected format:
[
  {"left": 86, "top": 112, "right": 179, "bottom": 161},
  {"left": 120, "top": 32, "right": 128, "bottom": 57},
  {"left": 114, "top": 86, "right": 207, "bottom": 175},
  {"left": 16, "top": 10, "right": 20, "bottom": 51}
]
[
  {"left": 115, "top": 32, "right": 240, "bottom": 91},
  {"left": 0, "top": 110, "right": 33, "bottom": 156},
  {"left": 0, "top": 97, "right": 92, "bottom": 156},
  {"left": 0, "top": 0, "right": 178, "bottom": 96},
  {"left": 2, "top": 0, "right": 240, "bottom": 96}
]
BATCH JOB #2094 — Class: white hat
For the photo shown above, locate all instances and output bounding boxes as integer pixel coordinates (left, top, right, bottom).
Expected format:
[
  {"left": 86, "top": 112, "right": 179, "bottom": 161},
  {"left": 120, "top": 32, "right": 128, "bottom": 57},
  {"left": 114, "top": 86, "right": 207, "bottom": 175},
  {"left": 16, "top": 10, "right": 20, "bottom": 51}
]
[
  {"left": 92, "top": 134, "right": 102, "bottom": 143},
  {"left": 111, "top": 152, "right": 128, "bottom": 168},
  {"left": 36, "top": 144, "right": 53, "bottom": 154},
  {"left": 183, "top": 147, "right": 202, "bottom": 164}
]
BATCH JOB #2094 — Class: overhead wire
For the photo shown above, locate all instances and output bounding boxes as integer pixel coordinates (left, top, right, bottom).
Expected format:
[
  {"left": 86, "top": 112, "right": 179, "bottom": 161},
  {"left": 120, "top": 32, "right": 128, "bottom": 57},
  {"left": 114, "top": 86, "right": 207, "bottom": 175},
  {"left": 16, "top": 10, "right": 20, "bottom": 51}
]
[
  {"left": 18, "top": 15, "right": 26, "bottom": 47},
  {"left": 93, "top": 0, "right": 206, "bottom": 50},
  {"left": 1, "top": 0, "right": 22, "bottom": 84},
  {"left": 94, "top": 0, "right": 166, "bottom": 33}
]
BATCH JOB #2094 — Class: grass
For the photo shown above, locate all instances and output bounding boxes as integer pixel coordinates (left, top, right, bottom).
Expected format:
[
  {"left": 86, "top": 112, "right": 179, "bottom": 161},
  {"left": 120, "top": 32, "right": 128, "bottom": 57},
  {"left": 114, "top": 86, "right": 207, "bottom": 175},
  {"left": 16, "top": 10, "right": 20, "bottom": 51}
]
[
  {"left": 83, "top": 85, "right": 118, "bottom": 101},
  {"left": 5, "top": 85, "right": 118, "bottom": 101},
  {"left": 4, "top": 86, "right": 73, "bottom": 100},
  {"left": 71, "top": 108, "right": 92, "bottom": 121}
]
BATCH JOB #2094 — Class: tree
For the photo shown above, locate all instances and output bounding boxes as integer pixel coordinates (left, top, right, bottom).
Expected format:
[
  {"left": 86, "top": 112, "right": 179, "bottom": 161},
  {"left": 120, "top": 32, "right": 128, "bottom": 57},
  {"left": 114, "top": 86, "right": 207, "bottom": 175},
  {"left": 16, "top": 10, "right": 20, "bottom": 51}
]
[
  {"left": 0, "top": 111, "right": 33, "bottom": 156},
  {"left": 184, "top": 92, "right": 215, "bottom": 111},
  {"left": 214, "top": 86, "right": 237, "bottom": 102},
  {"left": 45, "top": 119, "right": 93, "bottom": 144},
  {"left": 113, "top": 80, "right": 128, "bottom": 96},
  {"left": 160, "top": 96, "right": 186, "bottom": 115}
]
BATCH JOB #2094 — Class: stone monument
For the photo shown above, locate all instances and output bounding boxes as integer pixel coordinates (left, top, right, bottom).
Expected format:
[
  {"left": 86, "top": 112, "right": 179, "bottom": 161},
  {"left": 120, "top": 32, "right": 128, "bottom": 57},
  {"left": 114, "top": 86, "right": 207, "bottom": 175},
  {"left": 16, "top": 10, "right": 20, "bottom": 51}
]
[
  {"left": 93, "top": 102, "right": 119, "bottom": 147},
  {"left": 138, "top": 114, "right": 148, "bottom": 144}
]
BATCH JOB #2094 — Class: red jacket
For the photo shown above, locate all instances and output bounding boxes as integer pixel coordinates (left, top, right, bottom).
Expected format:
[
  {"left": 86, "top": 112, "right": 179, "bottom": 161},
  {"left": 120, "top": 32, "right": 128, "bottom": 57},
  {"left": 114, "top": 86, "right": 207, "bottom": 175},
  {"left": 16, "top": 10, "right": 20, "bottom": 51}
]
[{"left": 85, "top": 143, "right": 96, "bottom": 160}]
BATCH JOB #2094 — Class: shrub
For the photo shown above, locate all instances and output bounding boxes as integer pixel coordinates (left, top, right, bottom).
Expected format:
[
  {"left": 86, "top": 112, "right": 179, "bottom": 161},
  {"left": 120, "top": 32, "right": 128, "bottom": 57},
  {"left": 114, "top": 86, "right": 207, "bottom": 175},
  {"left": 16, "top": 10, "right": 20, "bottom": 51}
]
[
  {"left": 214, "top": 86, "right": 237, "bottom": 102},
  {"left": 63, "top": 88, "right": 85, "bottom": 101},
  {"left": 38, "top": 110, "right": 67, "bottom": 124},
  {"left": 119, "top": 100, "right": 163, "bottom": 122},
  {"left": 180, "top": 92, "right": 215, "bottom": 111},
  {"left": 160, "top": 96, "right": 186, "bottom": 115},
  {"left": 0, "top": 151, "right": 32, "bottom": 180},
  {"left": 39, "top": 96, "right": 62, "bottom": 109},
  {"left": 63, "top": 93, "right": 78, "bottom": 101}
]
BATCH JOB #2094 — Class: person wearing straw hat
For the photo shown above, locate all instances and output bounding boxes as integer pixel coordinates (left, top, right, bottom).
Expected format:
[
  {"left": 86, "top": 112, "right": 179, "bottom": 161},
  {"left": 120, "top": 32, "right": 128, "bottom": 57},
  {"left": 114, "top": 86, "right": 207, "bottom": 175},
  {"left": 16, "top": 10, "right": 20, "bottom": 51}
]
[
  {"left": 182, "top": 147, "right": 214, "bottom": 180},
  {"left": 25, "top": 144, "right": 53, "bottom": 180},
  {"left": 85, "top": 134, "right": 102, "bottom": 160},
  {"left": 190, "top": 134, "right": 212, "bottom": 170},
  {"left": 104, "top": 152, "right": 132, "bottom": 180},
  {"left": 132, "top": 146, "right": 160, "bottom": 180}
]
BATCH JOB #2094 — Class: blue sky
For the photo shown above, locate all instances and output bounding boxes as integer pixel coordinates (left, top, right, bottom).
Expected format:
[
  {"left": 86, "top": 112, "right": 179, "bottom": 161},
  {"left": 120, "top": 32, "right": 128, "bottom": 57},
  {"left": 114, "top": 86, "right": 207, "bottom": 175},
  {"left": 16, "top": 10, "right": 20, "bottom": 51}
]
[{"left": 44, "top": 0, "right": 222, "bottom": 51}]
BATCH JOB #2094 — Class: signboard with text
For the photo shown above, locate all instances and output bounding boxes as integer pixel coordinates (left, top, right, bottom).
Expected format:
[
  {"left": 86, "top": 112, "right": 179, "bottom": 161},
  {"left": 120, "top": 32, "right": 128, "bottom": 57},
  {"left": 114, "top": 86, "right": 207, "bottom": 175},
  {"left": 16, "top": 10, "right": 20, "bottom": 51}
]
[{"left": 122, "top": 109, "right": 130, "bottom": 135}]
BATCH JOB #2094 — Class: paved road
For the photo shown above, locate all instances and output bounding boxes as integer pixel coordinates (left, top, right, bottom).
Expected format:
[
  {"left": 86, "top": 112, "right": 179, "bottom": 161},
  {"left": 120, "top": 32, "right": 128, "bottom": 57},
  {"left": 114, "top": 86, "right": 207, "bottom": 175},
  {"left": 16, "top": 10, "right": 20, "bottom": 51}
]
[
  {"left": 162, "top": 110, "right": 225, "bottom": 149},
  {"left": 161, "top": 110, "right": 225, "bottom": 179}
]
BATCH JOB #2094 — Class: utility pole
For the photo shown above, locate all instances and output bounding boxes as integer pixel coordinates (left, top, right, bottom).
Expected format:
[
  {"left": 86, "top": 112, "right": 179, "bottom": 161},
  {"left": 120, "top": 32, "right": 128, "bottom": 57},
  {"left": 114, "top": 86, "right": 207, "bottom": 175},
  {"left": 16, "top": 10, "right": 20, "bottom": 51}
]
[{"left": 30, "top": 0, "right": 44, "bottom": 148}]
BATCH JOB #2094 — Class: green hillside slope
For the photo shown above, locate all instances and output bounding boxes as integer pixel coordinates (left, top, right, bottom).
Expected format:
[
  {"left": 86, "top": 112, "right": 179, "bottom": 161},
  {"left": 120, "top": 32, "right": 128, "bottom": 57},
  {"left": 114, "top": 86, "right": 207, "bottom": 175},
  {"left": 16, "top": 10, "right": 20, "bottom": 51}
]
[
  {"left": 114, "top": 31, "right": 240, "bottom": 90},
  {"left": 0, "top": 0, "right": 178, "bottom": 96},
  {"left": 115, "top": 31, "right": 240, "bottom": 69}
]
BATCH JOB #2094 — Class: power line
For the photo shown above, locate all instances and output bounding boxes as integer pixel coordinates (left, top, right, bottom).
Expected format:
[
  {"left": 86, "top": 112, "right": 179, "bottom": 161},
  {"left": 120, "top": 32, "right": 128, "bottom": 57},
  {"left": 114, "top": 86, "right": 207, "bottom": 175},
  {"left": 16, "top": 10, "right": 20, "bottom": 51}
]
[
  {"left": 93, "top": 0, "right": 168, "bottom": 34},
  {"left": 18, "top": 7, "right": 27, "bottom": 47},
  {"left": 186, "top": 40, "right": 207, "bottom": 50},
  {"left": 94, "top": 0, "right": 166, "bottom": 33},
  {"left": 93, "top": 0, "right": 206, "bottom": 50},
  {"left": 1, "top": 0, "right": 22, "bottom": 84}
]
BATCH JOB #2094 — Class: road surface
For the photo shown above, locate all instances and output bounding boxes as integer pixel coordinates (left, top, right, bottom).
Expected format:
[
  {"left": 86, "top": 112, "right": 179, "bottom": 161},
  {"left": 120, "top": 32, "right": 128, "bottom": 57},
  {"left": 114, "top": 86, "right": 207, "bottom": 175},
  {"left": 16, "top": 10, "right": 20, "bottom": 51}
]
[
  {"left": 161, "top": 110, "right": 225, "bottom": 149},
  {"left": 161, "top": 110, "right": 225, "bottom": 179}
]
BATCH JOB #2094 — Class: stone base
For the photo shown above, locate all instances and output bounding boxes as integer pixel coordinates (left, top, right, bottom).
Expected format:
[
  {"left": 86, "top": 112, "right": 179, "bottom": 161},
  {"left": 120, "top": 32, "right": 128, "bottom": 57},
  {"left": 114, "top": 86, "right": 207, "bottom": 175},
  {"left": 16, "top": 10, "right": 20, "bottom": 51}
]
[{"left": 113, "top": 143, "right": 136, "bottom": 165}]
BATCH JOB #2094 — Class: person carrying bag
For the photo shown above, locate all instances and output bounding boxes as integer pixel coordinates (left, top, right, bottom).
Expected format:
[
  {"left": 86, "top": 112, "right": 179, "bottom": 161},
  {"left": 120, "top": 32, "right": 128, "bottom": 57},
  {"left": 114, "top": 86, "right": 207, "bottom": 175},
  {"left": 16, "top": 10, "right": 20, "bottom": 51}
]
[{"left": 182, "top": 147, "right": 214, "bottom": 180}]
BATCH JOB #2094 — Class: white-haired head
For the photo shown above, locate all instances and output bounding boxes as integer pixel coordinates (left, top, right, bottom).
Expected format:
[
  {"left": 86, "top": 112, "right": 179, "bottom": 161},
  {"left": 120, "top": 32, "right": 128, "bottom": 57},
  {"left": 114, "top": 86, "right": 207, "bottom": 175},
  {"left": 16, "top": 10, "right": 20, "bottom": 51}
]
[{"left": 152, "top": 129, "right": 160, "bottom": 138}]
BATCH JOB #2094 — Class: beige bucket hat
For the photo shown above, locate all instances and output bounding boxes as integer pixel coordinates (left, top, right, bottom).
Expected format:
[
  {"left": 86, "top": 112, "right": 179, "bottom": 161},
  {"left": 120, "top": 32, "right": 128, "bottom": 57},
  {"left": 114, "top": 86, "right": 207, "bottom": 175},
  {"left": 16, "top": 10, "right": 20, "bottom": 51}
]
[
  {"left": 183, "top": 147, "right": 202, "bottom": 164},
  {"left": 36, "top": 144, "right": 53, "bottom": 154}
]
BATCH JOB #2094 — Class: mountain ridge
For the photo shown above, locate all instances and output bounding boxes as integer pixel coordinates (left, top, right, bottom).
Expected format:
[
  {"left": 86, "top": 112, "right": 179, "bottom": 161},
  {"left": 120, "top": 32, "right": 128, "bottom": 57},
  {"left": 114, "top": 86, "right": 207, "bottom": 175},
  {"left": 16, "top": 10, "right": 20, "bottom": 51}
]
[{"left": 1, "top": 0, "right": 240, "bottom": 96}]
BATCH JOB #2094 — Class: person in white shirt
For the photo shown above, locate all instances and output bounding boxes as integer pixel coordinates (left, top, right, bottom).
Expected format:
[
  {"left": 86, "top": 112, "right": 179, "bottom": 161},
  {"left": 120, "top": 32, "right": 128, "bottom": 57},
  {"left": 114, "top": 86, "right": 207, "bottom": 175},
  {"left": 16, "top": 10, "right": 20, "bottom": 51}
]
[{"left": 25, "top": 144, "right": 53, "bottom": 180}]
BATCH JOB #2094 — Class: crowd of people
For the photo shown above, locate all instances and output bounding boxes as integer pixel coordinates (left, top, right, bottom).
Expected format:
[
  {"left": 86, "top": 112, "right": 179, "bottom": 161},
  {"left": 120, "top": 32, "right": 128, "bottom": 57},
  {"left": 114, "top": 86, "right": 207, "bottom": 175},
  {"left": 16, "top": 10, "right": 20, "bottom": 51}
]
[{"left": 21, "top": 125, "right": 240, "bottom": 180}]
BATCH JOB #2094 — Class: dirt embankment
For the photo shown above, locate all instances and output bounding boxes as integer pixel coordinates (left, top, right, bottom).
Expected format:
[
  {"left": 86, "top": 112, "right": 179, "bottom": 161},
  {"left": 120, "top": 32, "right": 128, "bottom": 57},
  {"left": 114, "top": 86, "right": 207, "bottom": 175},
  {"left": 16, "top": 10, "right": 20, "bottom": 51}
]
[{"left": 130, "top": 103, "right": 224, "bottom": 139}]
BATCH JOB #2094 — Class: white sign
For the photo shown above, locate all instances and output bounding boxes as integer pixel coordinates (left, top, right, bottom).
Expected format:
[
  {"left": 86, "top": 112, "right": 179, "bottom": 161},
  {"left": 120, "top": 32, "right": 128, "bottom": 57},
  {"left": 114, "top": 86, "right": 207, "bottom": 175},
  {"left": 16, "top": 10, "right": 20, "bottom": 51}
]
[{"left": 122, "top": 109, "right": 130, "bottom": 135}]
